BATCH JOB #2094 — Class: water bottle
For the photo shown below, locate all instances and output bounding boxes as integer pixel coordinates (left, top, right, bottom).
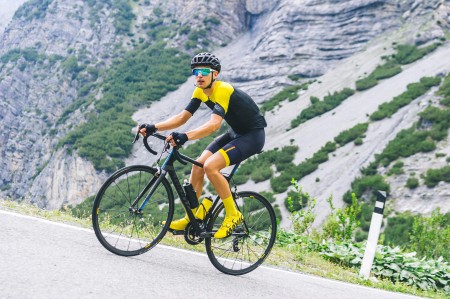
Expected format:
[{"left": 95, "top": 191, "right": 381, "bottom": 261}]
[{"left": 183, "top": 180, "right": 199, "bottom": 209}]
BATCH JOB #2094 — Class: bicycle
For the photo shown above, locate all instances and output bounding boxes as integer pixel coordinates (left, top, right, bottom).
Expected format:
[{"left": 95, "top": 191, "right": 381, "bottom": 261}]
[{"left": 92, "top": 131, "right": 277, "bottom": 275}]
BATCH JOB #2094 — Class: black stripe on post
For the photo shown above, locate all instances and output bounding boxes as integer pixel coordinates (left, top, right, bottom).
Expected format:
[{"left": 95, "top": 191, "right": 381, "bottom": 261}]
[
  {"left": 373, "top": 190, "right": 387, "bottom": 215},
  {"left": 374, "top": 207, "right": 384, "bottom": 214}
]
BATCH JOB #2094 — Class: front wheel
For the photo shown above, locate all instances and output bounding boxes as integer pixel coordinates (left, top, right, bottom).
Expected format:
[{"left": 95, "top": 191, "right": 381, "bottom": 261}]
[
  {"left": 205, "top": 191, "right": 277, "bottom": 275},
  {"left": 92, "top": 165, "right": 174, "bottom": 256}
]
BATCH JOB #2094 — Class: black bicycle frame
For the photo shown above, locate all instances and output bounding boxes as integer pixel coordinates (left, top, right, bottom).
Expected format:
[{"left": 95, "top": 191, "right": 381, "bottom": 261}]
[{"left": 132, "top": 145, "right": 241, "bottom": 235}]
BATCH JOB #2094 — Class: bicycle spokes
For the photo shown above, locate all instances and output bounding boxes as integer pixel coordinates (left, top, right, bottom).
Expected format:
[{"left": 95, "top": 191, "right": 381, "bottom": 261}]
[
  {"left": 92, "top": 165, "right": 174, "bottom": 256},
  {"left": 205, "top": 191, "right": 277, "bottom": 275}
]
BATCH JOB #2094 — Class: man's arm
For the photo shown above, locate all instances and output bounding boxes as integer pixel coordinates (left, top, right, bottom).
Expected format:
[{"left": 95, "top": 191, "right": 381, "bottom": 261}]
[
  {"left": 155, "top": 110, "right": 192, "bottom": 131},
  {"left": 185, "top": 113, "right": 223, "bottom": 141}
]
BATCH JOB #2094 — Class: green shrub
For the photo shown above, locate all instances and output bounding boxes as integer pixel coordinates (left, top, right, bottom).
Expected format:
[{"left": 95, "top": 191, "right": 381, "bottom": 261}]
[
  {"left": 357, "top": 202, "right": 373, "bottom": 232},
  {"left": 112, "top": 0, "right": 135, "bottom": 34},
  {"left": 323, "top": 141, "right": 337, "bottom": 153},
  {"left": 387, "top": 161, "right": 404, "bottom": 176},
  {"left": 334, "top": 123, "right": 369, "bottom": 146},
  {"left": 261, "top": 83, "right": 309, "bottom": 112},
  {"left": 410, "top": 209, "right": 450, "bottom": 261},
  {"left": 59, "top": 45, "right": 190, "bottom": 172},
  {"left": 405, "top": 176, "right": 419, "bottom": 189},
  {"left": 376, "top": 127, "right": 437, "bottom": 166},
  {"left": 291, "top": 88, "right": 355, "bottom": 128},
  {"left": 286, "top": 180, "right": 316, "bottom": 235},
  {"left": 370, "top": 60, "right": 402, "bottom": 80},
  {"left": 14, "top": 0, "right": 53, "bottom": 21},
  {"left": 354, "top": 43, "right": 439, "bottom": 93},
  {"left": 383, "top": 213, "right": 415, "bottom": 247},
  {"left": 370, "top": 76, "right": 441, "bottom": 121},
  {"left": 319, "top": 241, "right": 450, "bottom": 294},
  {"left": 355, "top": 76, "right": 378, "bottom": 91},
  {"left": 354, "top": 137, "right": 363, "bottom": 145},
  {"left": 285, "top": 188, "right": 309, "bottom": 212},
  {"left": 424, "top": 166, "right": 450, "bottom": 187},
  {"left": 310, "top": 96, "right": 319, "bottom": 104},
  {"left": 343, "top": 175, "right": 389, "bottom": 204},
  {"left": 251, "top": 164, "right": 272, "bottom": 183},
  {"left": 203, "top": 16, "right": 220, "bottom": 26},
  {"left": 321, "top": 193, "right": 362, "bottom": 242},
  {"left": 393, "top": 43, "right": 440, "bottom": 65},
  {"left": 436, "top": 72, "right": 450, "bottom": 98}
]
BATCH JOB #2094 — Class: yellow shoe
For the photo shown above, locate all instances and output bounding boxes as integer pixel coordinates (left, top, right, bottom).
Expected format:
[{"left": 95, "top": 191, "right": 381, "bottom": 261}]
[
  {"left": 163, "top": 207, "right": 199, "bottom": 231},
  {"left": 214, "top": 212, "right": 243, "bottom": 239},
  {"left": 168, "top": 217, "right": 190, "bottom": 230},
  {"left": 195, "top": 198, "right": 213, "bottom": 220}
]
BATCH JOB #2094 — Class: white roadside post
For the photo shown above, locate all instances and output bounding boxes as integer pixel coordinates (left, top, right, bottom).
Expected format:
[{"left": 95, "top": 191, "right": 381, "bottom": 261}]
[{"left": 359, "top": 190, "right": 387, "bottom": 278}]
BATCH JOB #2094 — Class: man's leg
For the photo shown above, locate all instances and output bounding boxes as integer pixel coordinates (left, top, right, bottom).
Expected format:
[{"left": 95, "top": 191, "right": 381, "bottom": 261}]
[
  {"left": 203, "top": 152, "right": 229, "bottom": 199},
  {"left": 204, "top": 152, "right": 243, "bottom": 238},
  {"left": 168, "top": 151, "right": 212, "bottom": 230},
  {"left": 190, "top": 150, "right": 213, "bottom": 199}
]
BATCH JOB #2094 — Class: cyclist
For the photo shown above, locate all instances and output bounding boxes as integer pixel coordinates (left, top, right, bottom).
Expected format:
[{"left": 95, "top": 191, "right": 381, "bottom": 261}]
[{"left": 139, "top": 52, "right": 266, "bottom": 238}]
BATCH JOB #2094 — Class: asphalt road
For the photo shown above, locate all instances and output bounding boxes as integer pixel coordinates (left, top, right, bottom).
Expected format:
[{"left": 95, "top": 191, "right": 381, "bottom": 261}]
[{"left": 0, "top": 209, "right": 421, "bottom": 299}]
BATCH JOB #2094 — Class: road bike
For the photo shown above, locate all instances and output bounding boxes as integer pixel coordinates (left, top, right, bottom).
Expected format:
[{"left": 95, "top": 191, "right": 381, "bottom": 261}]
[{"left": 92, "top": 132, "right": 277, "bottom": 275}]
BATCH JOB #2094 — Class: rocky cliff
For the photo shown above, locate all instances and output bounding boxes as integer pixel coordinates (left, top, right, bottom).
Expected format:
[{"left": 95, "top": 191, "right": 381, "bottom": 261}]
[{"left": 0, "top": 0, "right": 449, "bottom": 225}]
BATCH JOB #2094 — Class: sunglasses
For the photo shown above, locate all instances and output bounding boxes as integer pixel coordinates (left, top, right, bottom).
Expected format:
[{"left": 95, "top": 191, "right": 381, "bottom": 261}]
[{"left": 192, "top": 68, "right": 216, "bottom": 76}]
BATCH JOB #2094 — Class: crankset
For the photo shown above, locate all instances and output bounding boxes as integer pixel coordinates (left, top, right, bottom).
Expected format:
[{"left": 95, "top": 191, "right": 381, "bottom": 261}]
[{"left": 184, "top": 222, "right": 204, "bottom": 245}]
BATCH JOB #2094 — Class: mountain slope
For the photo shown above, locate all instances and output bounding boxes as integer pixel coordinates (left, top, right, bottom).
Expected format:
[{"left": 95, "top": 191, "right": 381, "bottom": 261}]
[{"left": 0, "top": 0, "right": 449, "bottom": 226}]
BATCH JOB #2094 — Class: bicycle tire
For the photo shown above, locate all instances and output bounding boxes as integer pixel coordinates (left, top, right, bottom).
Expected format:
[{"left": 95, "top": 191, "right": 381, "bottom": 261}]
[
  {"left": 205, "top": 191, "right": 277, "bottom": 275},
  {"left": 92, "top": 165, "right": 174, "bottom": 256}
]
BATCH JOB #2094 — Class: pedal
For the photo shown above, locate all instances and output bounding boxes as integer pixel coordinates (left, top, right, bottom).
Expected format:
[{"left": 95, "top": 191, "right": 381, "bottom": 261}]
[{"left": 200, "top": 231, "right": 215, "bottom": 238}]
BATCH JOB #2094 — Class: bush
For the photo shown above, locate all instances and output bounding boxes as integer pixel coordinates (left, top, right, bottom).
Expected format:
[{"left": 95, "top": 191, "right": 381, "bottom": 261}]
[
  {"left": 370, "top": 60, "right": 402, "bottom": 80},
  {"left": 321, "top": 193, "right": 362, "bottom": 242},
  {"left": 14, "top": 0, "right": 52, "bottom": 20},
  {"left": 344, "top": 175, "right": 389, "bottom": 204},
  {"left": 370, "top": 76, "right": 441, "bottom": 121},
  {"left": 387, "top": 161, "right": 404, "bottom": 176},
  {"left": 355, "top": 76, "right": 378, "bottom": 91},
  {"left": 424, "top": 166, "right": 450, "bottom": 187},
  {"left": 393, "top": 43, "right": 440, "bottom": 65},
  {"left": 319, "top": 241, "right": 450, "bottom": 294},
  {"left": 59, "top": 45, "right": 191, "bottom": 172},
  {"left": 437, "top": 72, "right": 450, "bottom": 98},
  {"left": 203, "top": 16, "right": 220, "bottom": 26},
  {"left": 410, "top": 209, "right": 450, "bottom": 261},
  {"left": 354, "top": 137, "right": 363, "bottom": 145},
  {"left": 285, "top": 188, "right": 309, "bottom": 212},
  {"left": 286, "top": 179, "right": 316, "bottom": 235},
  {"left": 376, "top": 128, "right": 435, "bottom": 166},
  {"left": 405, "top": 176, "right": 419, "bottom": 189},
  {"left": 334, "top": 123, "right": 368, "bottom": 146},
  {"left": 291, "top": 88, "right": 355, "bottom": 128},
  {"left": 261, "top": 83, "right": 309, "bottom": 112},
  {"left": 383, "top": 213, "right": 415, "bottom": 247}
]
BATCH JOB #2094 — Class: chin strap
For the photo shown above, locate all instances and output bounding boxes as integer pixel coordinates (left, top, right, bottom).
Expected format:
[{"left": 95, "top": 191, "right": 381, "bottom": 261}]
[{"left": 202, "top": 73, "right": 215, "bottom": 90}]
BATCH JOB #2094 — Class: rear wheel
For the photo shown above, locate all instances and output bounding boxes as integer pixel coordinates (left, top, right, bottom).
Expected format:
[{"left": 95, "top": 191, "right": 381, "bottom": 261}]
[
  {"left": 92, "top": 165, "right": 174, "bottom": 256},
  {"left": 205, "top": 191, "right": 277, "bottom": 275}
]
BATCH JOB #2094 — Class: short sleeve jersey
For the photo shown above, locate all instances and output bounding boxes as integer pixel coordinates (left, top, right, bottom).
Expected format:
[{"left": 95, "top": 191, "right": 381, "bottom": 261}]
[{"left": 185, "top": 81, "right": 267, "bottom": 135}]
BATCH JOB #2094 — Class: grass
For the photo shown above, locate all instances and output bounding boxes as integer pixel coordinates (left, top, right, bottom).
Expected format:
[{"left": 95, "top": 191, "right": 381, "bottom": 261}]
[{"left": 0, "top": 199, "right": 446, "bottom": 298}]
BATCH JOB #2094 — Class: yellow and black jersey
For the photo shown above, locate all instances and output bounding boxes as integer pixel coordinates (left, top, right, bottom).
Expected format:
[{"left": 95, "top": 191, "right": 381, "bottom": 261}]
[{"left": 185, "top": 81, "right": 267, "bottom": 134}]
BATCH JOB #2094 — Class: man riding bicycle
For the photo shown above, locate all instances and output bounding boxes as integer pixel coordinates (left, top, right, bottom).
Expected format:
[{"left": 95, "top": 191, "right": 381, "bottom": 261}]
[{"left": 139, "top": 52, "right": 266, "bottom": 238}]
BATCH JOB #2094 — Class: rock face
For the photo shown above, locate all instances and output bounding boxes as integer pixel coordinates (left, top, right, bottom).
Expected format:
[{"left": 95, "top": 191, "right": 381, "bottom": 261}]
[
  {"left": 0, "top": 0, "right": 449, "bottom": 215},
  {"left": 0, "top": 0, "right": 120, "bottom": 207},
  {"left": 0, "top": 0, "right": 28, "bottom": 35}
]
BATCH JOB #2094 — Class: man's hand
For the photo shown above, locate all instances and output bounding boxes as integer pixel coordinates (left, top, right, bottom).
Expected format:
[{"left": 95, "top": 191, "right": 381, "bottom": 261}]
[
  {"left": 139, "top": 123, "right": 157, "bottom": 136},
  {"left": 167, "top": 132, "right": 188, "bottom": 147}
]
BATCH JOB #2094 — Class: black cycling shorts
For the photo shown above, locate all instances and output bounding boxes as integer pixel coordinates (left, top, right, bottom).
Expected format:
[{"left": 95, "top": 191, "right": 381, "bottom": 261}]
[{"left": 205, "top": 128, "right": 265, "bottom": 166}]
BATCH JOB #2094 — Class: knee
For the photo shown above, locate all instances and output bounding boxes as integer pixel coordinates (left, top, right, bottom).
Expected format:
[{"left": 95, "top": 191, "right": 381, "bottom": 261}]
[
  {"left": 192, "top": 163, "right": 204, "bottom": 176},
  {"left": 203, "top": 161, "right": 218, "bottom": 178}
]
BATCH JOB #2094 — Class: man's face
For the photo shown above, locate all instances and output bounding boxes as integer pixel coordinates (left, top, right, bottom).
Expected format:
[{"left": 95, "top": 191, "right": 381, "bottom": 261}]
[{"left": 192, "top": 67, "right": 218, "bottom": 89}]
